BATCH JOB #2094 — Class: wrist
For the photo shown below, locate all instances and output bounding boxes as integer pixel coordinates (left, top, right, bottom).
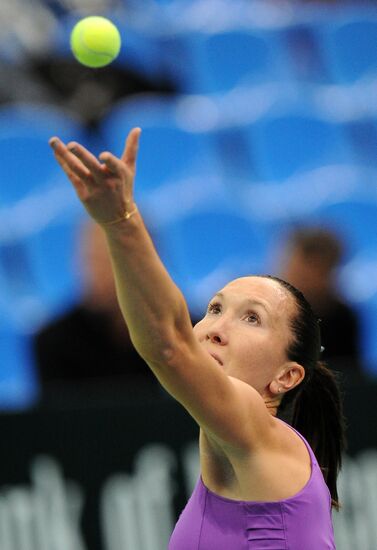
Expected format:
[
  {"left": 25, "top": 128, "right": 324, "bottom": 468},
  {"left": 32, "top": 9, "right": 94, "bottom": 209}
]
[{"left": 99, "top": 202, "right": 138, "bottom": 227}]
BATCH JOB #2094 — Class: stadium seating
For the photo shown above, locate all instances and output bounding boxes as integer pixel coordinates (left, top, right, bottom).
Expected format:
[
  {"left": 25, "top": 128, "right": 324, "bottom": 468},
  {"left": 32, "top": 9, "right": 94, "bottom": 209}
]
[
  {"left": 162, "top": 27, "right": 289, "bottom": 94},
  {"left": 244, "top": 105, "right": 355, "bottom": 182},
  {"left": 3, "top": 2, "right": 377, "bottom": 408},
  {"left": 315, "top": 15, "right": 377, "bottom": 84},
  {"left": 0, "top": 104, "right": 86, "bottom": 329},
  {"left": 158, "top": 208, "right": 272, "bottom": 305},
  {"left": 0, "top": 103, "right": 86, "bottom": 205},
  {"left": 100, "top": 94, "right": 222, "bottom": 201}
]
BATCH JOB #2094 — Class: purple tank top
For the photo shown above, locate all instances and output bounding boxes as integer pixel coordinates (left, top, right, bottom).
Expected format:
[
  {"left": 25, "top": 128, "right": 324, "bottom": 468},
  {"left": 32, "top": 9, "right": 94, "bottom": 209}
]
[{"left": 169, "top": 419, "right": 335, "bottom": 549}]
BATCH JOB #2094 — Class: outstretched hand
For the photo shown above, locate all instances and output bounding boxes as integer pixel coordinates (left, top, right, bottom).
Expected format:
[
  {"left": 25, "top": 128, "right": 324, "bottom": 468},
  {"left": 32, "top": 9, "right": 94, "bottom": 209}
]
[{"left": 49, "top": 127, "right": 141, "bottom": 226}]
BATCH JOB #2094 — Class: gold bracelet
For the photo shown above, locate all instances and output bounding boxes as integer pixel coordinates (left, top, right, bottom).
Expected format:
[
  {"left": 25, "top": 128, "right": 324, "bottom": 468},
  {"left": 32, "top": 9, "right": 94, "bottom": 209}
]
[{"left": 101, "top": 204, "right": 138, "bottom": 226}]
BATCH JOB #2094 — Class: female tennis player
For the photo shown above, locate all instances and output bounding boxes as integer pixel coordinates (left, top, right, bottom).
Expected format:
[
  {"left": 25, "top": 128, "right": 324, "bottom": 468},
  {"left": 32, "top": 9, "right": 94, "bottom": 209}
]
[{"left": 49, "top": 128, "right": 346, "bottom": 549}]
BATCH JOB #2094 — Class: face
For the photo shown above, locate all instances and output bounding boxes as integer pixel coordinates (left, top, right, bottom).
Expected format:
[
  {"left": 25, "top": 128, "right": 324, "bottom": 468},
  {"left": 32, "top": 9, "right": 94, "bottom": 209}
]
[
  {"left": 193, "top": 276, "right": 301, "bottom": 397},
  {"left": 281, "top": 247, "right": 332, "bottom": 298}
]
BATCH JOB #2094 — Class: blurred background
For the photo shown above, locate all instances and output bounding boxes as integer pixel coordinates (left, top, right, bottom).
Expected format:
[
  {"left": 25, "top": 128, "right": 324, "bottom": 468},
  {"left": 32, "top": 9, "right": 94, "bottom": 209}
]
[{"left": 0, "top": 0, "right": 377, "bottom": 549}]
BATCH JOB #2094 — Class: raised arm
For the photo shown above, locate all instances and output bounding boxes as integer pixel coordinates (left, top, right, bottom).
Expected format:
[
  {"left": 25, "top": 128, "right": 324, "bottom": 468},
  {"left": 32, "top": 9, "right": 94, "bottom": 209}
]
[{"left": 49, "top": 129, "right": 274, "bottom": 451}]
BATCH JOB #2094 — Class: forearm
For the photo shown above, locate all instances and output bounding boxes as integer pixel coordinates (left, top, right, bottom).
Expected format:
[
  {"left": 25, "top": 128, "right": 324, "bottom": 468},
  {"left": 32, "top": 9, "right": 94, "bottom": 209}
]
[
  {"left": 103, "top": 208, "right": 193, "bottom": 366},
  {"left": 49, "top": 130, "right": 194, "bottom": 366}
]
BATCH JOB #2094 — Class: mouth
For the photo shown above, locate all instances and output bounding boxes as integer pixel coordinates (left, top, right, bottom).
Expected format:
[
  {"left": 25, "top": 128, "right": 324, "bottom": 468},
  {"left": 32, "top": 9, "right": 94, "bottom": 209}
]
[{"left": 209, "top": 353, "right": 223, "bottom": 366}]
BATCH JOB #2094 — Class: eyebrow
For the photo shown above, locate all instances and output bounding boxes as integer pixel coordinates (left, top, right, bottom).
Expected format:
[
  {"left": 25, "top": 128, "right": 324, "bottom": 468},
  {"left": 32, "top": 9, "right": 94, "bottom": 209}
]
[{"left": 213, "top": 292, "right": 271, "bottom": 315}]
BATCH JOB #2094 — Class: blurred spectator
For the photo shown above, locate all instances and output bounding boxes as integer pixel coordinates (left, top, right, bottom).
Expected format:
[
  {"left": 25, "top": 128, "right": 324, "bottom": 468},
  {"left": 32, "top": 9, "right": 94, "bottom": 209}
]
[
  {"left": 0, "top": 1, "right": 58, "bottom": 105},
  {"left": 46, "top": 0, "right": 121, "bottom": 16},
  {"left": 32, "top": 57, "right": 175, "bottom": 129},
  {"left": 278, "top": 226, "right": 361, "bottom": 372},
  {"left": 33, "top": 221, "right": 159, "bottom": 397}
]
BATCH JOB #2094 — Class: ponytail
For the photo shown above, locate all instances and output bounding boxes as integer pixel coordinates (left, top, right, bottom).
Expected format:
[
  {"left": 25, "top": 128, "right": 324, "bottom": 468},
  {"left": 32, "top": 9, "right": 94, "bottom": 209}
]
[
  {"left": 290, "top": 361, "right": 347, "bottom": 511},
  {"left": 257, "top": 275, "right": 348, "bottom": 512}
]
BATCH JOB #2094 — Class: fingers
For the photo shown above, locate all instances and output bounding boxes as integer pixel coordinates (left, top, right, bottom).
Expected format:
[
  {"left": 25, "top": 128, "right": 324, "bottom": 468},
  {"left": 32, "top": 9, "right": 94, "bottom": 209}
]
[
  {"left": 49, "top": 137, "right": 90, "bottom": 194},
  {"left": 121, "top": 127, "right": 142, "bottom": 172},
  {"left": 99, "top": 127, "right": 141, "bottom": 176},
  {"left": 98, "top": 151, "right": 123, "bottom": 175},
  {"left": 49, "top": 133, "right": 139, "bottom": 201},
  {"left": 49, "top": 138, "right": 89, "bottom": 177},
  {"left": 66, "top": 141, "right": 104, "bottom": 178},
  {"left": 49, "top": 137, "right": 91, "bottom": 198}
]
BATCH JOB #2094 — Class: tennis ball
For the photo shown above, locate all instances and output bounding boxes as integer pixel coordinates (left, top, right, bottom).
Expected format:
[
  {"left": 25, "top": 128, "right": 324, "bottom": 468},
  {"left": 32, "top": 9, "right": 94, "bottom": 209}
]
[{"left": 70, "top": 16, "right": 121, "bottom": 68}]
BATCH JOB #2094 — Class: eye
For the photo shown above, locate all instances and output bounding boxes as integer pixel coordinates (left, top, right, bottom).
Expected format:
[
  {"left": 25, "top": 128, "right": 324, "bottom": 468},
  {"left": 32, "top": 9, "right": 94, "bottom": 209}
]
[
  {"left": 246, "top": 311, "right": 260, "bottom": 324},
  {"left": 207, "top": 302, "right": 222, "bottom": 315}
]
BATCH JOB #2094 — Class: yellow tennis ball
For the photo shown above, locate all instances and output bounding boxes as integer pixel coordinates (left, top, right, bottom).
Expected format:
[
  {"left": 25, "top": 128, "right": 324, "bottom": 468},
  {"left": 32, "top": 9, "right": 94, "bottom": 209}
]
[{"left": 70, "top": 16, "right": 121, "bottom": 68}]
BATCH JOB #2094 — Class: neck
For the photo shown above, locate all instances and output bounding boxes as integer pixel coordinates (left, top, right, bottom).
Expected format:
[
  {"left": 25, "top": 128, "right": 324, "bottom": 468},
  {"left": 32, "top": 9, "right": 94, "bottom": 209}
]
[{"left": 264, "top": 396, "right": 281, "bottom": 417}]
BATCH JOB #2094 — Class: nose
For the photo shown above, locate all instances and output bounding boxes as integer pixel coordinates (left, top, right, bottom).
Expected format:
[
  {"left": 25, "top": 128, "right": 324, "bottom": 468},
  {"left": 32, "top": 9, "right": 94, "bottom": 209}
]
[{"left": 206, "top": 320, "right": 228, "bottom": 345}]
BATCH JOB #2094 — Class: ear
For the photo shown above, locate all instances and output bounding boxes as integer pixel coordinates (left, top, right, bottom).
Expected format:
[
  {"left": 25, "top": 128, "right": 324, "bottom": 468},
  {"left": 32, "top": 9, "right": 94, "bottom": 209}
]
[{"left": 270, "top": 362, "right": 305, "bottom": 395}]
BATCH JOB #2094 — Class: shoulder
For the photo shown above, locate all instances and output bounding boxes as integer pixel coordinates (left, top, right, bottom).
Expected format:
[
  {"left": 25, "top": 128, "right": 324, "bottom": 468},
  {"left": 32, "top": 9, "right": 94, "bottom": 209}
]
[{"left": 212, "top": 376, "right": 278, "bottom": 452}]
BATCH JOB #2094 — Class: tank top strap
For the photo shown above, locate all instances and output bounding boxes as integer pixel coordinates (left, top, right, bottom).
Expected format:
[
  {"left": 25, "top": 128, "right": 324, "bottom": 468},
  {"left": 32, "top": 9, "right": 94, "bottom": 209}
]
[{"left": 276, "top": 417, "right": 319, "bottom": 468}]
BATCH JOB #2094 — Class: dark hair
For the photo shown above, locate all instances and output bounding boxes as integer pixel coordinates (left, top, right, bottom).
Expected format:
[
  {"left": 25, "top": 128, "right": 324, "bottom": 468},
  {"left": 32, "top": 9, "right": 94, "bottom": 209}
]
[{"left": 257, "top": 275, "right": 347, "bottom": 512}]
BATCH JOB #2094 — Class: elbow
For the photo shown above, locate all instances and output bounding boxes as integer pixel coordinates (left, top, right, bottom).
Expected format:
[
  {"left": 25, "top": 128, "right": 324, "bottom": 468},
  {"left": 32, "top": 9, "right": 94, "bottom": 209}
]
[
  {"left": 152, "top": 339, "right": 191, "bottom": 370},
  {"left": 131, "top": 328, "right": 191, "bottom": 370},
  {"left": 156, "top": 345, "right": 179, "bottom": 368}
]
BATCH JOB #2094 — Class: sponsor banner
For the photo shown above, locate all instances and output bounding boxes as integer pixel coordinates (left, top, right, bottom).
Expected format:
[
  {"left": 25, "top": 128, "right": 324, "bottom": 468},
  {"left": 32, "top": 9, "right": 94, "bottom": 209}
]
[{"left": 0, "top": 374, "right": 375, "bottom": 550}]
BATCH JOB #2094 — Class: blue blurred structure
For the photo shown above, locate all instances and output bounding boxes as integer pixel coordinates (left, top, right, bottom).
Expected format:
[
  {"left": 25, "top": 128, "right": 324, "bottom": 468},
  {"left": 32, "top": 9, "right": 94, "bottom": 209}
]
[
  {"left": 162, "top": 27, "right": 289, "bottom": 94},
  {"left": 344, "top": 117, "right": 377, "bottom": 169},
  {"left": 245, "top": 107, "right": 354, "bottom": 182},
  {"left": 0, "top": 104, "right": 86, "bottom": 325},
  {"left": 0, "top": 104, "right": 85, "bottom": 205},
  {"left": 308, "top": 201, "right": 377, "bottom": 258},
  {"left": 316, "top": 14, "right": 377, "bottom": 84},
  {"left": 100, "top": 94, "right": 222, "bottom": 199},
  {"left": 0, "top": 319, "right": 38, "bottom": 409},
  {"left": 0, "top": 104, "right": 87, "bottom": 407},
  {"left": 157, "top": 208, "right": 272, "bottom": 311},
  {"left": 2, "top": 0, "right": 377, "bottom": 409}
]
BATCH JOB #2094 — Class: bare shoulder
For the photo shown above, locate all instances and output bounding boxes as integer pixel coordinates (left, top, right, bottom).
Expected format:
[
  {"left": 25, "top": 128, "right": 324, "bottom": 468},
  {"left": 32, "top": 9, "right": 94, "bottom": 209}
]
[{"left": 201, "top": 414, "right": 312, "bottom": 502}]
